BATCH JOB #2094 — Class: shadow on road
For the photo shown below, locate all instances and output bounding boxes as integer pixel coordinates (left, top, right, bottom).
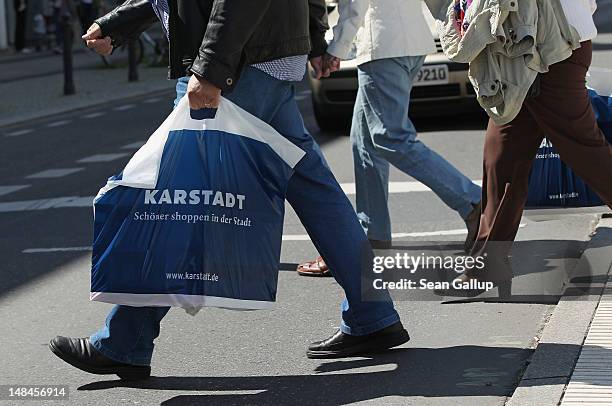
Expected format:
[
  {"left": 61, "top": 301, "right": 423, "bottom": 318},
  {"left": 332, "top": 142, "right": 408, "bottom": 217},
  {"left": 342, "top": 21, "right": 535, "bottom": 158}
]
[
  {"left": 593, "top": 42, "right": 612, "bottom": 51},
  {"left": 414, "top": 111, "right": 488, "bottom": 133},
  {"left": 382, "top": 236, "right": 608, "bottom": 305},
  {"left": 280, "top": 234, "right": 608, "bottom": 306},
  {"left": 75, "top": 342, "right": 610, "bottom": 405},
  {"left": 307, "top": 111, "right": 489, "bottom": 147},
  {"left": 77, "top": 346, "right": 529, "bottom": 404}
]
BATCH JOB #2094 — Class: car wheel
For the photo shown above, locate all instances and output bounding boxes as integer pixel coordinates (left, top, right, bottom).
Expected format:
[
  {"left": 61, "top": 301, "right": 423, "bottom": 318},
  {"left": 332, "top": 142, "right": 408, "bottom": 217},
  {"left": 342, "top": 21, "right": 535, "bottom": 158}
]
[{"left": 313, "top": 100, "right": 350, "bottom": 132}]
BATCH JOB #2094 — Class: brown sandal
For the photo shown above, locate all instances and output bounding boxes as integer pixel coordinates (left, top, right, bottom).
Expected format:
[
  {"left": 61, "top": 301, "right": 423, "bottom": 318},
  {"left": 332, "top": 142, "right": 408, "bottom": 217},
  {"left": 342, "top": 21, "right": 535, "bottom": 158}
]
[{"left": 296, "top": 256, "right": 332, "bottom": 277}]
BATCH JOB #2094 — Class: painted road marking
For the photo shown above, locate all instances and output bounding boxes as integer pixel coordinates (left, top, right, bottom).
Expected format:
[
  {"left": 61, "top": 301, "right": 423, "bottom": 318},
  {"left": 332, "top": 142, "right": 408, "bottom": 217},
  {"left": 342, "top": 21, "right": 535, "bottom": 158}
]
[
  {"left": 77, "top": 153, "right": 130, "bottom": 163},
  {"left": 143, "top": 97, "right": 162, "bottom": 104},
  {"left": 114, "top": 104, "right": 135, "bottom": 111},
  {"left": 281, "top": 225, "right": 524, "bottom": 241},
  {"left": 0, "top": 196, "right": 93, "bottom": 212},
  {"left": 0, "top": 185, "right": 30, "bottom": 197},
  {"left": 23, "top": 246, "right": 92, "bottom": 254},
  {"left": 26, "top": 168, "right": 84, "bottom": 179},
  {"left": 23, "top": 225, "right": 522, "bottom": 253},
  {"left": 121, "top": 141, "right": 145, "bottom": 150},
  {"left": 82, "top": 112, "right": 106, "bottom": 119},
  {"left": 5, "top": 128, "right": 34, "bottom": 137},
  {"left": 20, "top": 230, "right": 477, "bottom": 248},
  {"left": 47, "top": 120, "right": 71, "bottom": 128},
  {"left": 0, "top": 181, "right": 483, "bottom": 213},
  {"left": 340, "top": 180, "right": 483, "bottom": 195},
  {"left": 390, "top": 228, "right": 469, "bottom": 238}
]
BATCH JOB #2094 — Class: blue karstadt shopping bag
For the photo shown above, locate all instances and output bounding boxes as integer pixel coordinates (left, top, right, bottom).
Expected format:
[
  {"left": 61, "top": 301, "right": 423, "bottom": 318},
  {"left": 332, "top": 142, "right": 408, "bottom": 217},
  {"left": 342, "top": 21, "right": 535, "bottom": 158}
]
[
  {"left": 526, "top": 67, "right": 612, "bottom": 207},
  {"left": 90, "top": 96, "right": 305, "bottom": 312}
]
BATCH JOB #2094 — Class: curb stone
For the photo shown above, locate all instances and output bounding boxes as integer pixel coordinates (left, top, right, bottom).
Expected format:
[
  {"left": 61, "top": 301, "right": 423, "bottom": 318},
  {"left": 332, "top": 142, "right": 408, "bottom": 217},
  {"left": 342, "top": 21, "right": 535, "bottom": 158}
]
[{"left": 507, "top": 217, "right": 612, "bottom": 406}]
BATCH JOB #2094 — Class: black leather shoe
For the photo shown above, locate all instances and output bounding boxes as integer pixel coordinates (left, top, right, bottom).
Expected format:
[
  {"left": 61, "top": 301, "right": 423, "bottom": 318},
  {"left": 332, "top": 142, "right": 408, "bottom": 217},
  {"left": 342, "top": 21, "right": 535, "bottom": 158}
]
[
  {"left": 49, "top": 336, "right": 151, "bottom": 380},
  {"left": 307, "top": 321, "right": 410, "bottom": 359}
]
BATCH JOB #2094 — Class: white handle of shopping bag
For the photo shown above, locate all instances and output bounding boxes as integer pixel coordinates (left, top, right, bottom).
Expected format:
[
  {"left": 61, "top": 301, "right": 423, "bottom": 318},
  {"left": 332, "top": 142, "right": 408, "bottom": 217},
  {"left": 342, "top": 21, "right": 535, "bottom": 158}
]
[
  {"left": 169, "top": 94, "right": 225, "bottom": 131},
  {"left": 111, "top": 94, "right": 305, "bottom": 191},
  {"left": 172, "top": 95, "right": 305, "bottom": 168}
]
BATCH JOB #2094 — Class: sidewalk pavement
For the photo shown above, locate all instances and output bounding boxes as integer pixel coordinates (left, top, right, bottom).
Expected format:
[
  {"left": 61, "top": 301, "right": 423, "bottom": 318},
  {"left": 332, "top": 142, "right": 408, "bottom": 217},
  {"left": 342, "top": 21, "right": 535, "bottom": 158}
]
[
  {"left": 508, "top": 216, "right": 612, "bottom": 406},
  {"left": 0, "top": 48, "right": 96, "bottom": 82},
  {"left": 0, "top": 46, "right": 174, "bottom": 128}
]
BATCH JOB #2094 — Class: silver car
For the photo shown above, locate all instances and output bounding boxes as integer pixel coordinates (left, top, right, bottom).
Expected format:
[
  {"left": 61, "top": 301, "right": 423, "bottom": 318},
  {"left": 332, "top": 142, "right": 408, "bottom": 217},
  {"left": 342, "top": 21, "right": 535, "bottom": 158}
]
[{"left": 309, "top": 1, "right": 480, "bottom": 130}]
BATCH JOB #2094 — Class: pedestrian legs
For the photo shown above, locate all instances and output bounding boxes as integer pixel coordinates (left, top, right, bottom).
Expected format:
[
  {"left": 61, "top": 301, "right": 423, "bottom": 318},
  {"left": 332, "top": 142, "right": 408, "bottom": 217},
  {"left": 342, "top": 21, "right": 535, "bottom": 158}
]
[
  {"left": 468, "top": 41, "right": 612, "bottom": 280},
  {"left": 352, "top": 56, "right": 481, "bottom": 241}
]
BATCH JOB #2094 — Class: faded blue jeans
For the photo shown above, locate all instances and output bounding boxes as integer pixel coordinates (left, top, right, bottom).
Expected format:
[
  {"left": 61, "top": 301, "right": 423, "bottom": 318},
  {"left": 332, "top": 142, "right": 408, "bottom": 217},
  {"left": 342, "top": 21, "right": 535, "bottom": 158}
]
[
  {"left": 352, "top": 56, "right": 481, "bottom": 241},
  {"left": 89, "top": 67, "right": 401, "bottom": 366}
]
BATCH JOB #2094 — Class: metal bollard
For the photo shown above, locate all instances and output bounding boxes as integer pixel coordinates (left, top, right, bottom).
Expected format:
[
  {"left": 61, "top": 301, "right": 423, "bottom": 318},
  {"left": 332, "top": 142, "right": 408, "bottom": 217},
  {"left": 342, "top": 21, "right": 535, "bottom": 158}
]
[
  {"left": 127, "top": 39, "right": 139, "bottom": 82},
  {"left": 61, "top": 12, "right": 76, "bottom": 95}
]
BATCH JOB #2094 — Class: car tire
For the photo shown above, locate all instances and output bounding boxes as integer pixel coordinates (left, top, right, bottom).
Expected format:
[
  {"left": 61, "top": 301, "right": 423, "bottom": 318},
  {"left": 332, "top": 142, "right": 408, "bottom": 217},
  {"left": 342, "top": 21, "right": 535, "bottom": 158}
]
[{"left": 312, "top": 100, "right": 350, "bottom": 132}]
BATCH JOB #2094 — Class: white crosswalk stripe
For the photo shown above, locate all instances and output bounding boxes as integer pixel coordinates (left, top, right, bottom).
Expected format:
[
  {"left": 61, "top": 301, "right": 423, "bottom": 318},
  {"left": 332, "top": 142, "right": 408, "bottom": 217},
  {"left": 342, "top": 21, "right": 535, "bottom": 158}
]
[
  {"left": 282, "top": 224, "right": 524, "bottom": 241},
  {"left": 0, "top": 196, "right": 93, "bottom": 213},
  {"left": 77, "top": 153, "right": 130, "bottom": 163},
  {"left": 26, "top": 168, "right": 84, "bottom": 179},
  {"left": 341, "top": 180, "right": 482, "bottom": 195},
  {"left": 0, "top": 180, "right": 484, "bottom": 213},
  {"left": 82, "top": 112, "right": 106, "bottom": 119},
  {"left": 46, "top": 120, "right": 71, "bottom": 128},
  {"left": 114, "top": 104, "right": 135, "bottom": 111},
  {"left": 0, "top": 185, "right": 30, "bottom": 197},
  {"left": 23, "top": 246, "right": 92, "bottom": 253},
  {"left": 23, "top": 225, "right": 503, "bottom": 253},
  {"left": 121, "top": 141, "right": 146, "bottom": 150},
  {"left": 5, "top": 128, "right": 34, "bottom": 137}
]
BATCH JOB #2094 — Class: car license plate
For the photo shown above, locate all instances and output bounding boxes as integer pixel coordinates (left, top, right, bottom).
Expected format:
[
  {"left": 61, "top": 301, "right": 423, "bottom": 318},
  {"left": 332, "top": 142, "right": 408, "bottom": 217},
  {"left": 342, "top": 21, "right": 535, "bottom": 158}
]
[{"left": 413, "top": 65, "right": 449, "bottom": 87}]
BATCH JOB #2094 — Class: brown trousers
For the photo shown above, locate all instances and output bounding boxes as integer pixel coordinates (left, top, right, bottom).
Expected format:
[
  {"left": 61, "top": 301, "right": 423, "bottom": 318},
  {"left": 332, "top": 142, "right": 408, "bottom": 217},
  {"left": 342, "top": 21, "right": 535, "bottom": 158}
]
[{"left": 470, "top": 41, "right": 612, "bottom": 277}]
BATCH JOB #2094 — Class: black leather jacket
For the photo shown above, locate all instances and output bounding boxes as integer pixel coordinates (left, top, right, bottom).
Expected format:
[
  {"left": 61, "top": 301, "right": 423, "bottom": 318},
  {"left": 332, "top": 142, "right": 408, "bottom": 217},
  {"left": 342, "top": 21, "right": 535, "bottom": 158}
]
[{"left": 95, "top": 0, "right": 328, "bottom": 92}]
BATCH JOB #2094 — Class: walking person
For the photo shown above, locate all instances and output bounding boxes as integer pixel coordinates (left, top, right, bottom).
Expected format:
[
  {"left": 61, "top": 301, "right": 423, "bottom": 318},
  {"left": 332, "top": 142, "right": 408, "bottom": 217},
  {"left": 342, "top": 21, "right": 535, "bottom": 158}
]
[
  {"left": 50, "top": 0, "right": 63, "bottom": 53},
  {"left": 48, "top": 0, "right": 410, "bottom": 380},
  {"left": 77, "top": 0, "right": 96, "bottom": 35},
  {"left": 435, "top": 0, "right": 612, "bottom": 297},
  {"left": 297, "top": 0, "right": 482, "bottom": 277},
  {"left": 13, "top": 0, "right": 28, "bottom": 52}
]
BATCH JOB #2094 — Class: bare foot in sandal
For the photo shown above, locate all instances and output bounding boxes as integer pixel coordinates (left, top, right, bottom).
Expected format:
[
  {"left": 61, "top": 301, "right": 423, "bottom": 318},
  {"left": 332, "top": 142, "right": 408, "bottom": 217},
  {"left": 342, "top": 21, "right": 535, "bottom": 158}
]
[{"left": 296, "top": 256, "right": 331, "bottom": 277}]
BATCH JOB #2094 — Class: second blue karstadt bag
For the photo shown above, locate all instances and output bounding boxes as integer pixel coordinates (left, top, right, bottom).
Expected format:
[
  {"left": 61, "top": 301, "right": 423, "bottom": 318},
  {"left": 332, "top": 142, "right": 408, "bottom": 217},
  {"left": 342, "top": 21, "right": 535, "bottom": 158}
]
[
  {"left": 526, "top": 67, "right": 612, "bottom": 207},
  {"left": 90, "top": 96, "right": 305, "bottom": 313}
]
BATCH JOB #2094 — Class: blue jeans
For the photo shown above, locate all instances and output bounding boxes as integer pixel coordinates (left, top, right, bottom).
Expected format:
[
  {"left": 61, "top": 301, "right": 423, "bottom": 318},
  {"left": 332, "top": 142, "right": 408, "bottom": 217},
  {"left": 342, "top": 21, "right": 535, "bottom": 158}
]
[
  {"left": 352, "top": 56, "right": 481, "bottom": 241},
  {"left": 90, "top": 67, "right": 400, "bottom": 366}
]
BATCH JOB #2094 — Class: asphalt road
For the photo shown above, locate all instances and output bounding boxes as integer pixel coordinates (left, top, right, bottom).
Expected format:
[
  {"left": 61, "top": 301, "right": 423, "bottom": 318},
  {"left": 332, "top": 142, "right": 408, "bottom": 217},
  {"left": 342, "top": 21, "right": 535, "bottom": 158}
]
[{"left": 0, "top": 10, "right": 612, "bottom": 406}]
